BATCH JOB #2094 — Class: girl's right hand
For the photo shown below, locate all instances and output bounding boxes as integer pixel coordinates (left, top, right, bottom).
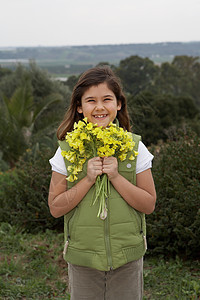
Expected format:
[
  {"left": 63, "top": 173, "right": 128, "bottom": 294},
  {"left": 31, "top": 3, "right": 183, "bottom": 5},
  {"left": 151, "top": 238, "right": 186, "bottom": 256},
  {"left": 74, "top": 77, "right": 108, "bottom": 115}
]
[{"left": 87, "top": 157, "right": 103, "bottom": 184}]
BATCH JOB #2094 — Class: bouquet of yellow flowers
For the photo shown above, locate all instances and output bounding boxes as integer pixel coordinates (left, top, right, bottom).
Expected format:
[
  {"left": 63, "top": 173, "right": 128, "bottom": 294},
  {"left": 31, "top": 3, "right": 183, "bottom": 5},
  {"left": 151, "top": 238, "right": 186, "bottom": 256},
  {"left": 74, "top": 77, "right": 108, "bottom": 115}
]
[{"left": 61, "top": 118, "right": 138, "bottom": 220}]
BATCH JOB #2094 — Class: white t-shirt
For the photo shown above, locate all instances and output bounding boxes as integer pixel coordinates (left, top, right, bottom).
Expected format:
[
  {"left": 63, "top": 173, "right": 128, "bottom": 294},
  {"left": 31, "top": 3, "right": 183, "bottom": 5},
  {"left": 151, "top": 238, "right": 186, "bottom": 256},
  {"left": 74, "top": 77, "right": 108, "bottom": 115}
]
[{"left": 49, "top": 141, "right": 154, "bottom": 175}]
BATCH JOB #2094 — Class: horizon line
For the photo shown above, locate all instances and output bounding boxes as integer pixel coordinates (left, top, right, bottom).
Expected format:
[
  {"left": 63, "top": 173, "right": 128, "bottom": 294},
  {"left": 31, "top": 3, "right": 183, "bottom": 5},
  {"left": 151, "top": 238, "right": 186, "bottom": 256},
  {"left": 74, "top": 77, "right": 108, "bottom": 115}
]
[{"left": 0, "top": 40, "right": 200, "bottom": 49}]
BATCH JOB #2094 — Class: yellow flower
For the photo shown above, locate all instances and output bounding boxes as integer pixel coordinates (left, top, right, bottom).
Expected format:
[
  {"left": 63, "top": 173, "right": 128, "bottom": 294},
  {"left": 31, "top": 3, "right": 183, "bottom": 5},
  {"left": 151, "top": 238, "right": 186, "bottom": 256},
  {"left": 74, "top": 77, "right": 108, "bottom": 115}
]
[
  {"left": 80, "top": 158, "right": 86, "bottom": 165},
  {"left": 73, "top": 122, "right": 78, "bottom": 129},
  {"left": 67, "top": 174, "right": 74, "bottom": 182},
  {"left": 76, "top": 165, "right": 83, "bottom": 172},
  {"left": 64, "top": 151, "right": 76, "bottom": 163},
  {"left": 73, "top": 165, "right": 83, "bottom": 174},
  {"left": 79, "top": 144, "right": 85, "bottom": 155},
  {"left": 73, "top": 175, "right": 78, "bottom": 181},
  {"left": 86, "top": 122, "right": 94, "bottom": 130},
  {"left": 67, "top": 165, "right": 73, "bottom": 172},
  {"left": 103, "top": 137, "right": 112, "bottom": 145},
  {"left": 97, "top": 145, "right": 115, "bottom": 157},
  {"left": 129, "top": 154, "right": 135, "bottom": 161},
  {"left": 118, "top": 153, "right": 127, "bottom": 161},
  {"left": 97, "top": 130, "right": 104, "bottom": 139},
  {"left": 80, "top": 132, "right": 88, "bottom": 140},
  {"left": 120, "top": 144, "right": 126, "bottom": 151},
  {"left": 66, "top": 174, "right": 78, "bottom": 182},
  {"left": 77, "top": 120, "right": 86, "bottom": 130},
  {"left": 61, "top": 150, "right": 67, "bottom": 157}
]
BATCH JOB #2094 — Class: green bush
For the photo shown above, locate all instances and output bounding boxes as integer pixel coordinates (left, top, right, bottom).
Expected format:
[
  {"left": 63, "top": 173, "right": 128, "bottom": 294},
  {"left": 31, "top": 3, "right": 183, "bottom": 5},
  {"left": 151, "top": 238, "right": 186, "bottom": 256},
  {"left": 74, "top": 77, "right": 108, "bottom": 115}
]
[
  {"left": 0, "top": 148, "right": 63, "bottom": 233},
  {"left": 147, "top": 129, "right": 200, "bottom": 259}
]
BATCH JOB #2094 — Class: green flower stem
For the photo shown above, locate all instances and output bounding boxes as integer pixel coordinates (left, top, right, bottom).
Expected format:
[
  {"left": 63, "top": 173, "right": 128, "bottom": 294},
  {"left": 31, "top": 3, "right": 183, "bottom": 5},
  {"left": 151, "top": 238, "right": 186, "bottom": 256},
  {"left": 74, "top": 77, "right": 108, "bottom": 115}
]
[
  {"left": 108, "top": 177, "right": 110, "bottom": 195},
  {"left": 93, "top": 176, "right": 103, "bottom": 205},
  {"left": 93, "top": 174, "right": 109, "bottom": 219}
]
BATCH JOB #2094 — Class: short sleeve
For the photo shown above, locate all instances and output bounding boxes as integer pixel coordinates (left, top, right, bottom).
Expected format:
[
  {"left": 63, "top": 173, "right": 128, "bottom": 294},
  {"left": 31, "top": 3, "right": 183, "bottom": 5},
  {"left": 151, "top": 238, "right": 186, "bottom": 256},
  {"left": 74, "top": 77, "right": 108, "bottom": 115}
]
[
  {"left": 50, "top": 142, "right": 153, "bottom": 176},
  {"left": 136, "top": 141, "right": 154, "bottom": 174},
  {"left": 49, "top": 147, "right": 67, "bottom": 176}
]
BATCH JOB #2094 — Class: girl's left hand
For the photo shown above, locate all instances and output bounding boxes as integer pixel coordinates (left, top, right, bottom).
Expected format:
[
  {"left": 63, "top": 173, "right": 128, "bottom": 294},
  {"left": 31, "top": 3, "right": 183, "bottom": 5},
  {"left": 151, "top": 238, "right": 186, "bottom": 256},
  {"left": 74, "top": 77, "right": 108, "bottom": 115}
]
[{"left": 102, "top": 157, "right": 118, "bottom": 180}]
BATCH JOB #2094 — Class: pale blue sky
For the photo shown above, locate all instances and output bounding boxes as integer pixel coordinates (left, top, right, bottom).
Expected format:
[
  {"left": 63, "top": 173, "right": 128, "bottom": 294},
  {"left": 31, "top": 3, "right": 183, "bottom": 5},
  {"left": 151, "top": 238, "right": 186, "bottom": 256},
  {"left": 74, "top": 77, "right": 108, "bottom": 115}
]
[{"left": 1, "top": 0, "right": 200, "bottom": 47}]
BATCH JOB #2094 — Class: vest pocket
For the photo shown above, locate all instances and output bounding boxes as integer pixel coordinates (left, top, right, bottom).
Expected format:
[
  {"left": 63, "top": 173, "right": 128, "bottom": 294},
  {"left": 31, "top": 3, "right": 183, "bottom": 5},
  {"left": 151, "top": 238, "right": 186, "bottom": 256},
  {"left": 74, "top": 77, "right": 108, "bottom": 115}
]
[
  {"left": 128, "top": 207, "right": 142, "bottom": 233},
  {"left": 118, "top": 160, "right": 135, "bottom": 182},
  {"left": 122, "top": 239, "right": 145, "bottom": 262}
]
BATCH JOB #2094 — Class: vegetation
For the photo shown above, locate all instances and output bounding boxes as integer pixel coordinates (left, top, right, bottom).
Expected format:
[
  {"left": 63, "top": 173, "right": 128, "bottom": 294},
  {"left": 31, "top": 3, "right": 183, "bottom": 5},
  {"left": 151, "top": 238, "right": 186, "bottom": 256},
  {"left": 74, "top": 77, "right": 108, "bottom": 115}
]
[
  {"left": 0, "top": 147, "right": 63, "bottom": 232},
  {"left": 117, "top": 55, "right": 200, "bottom": 107},
  {"left": 0, "top": 63, "right": 70, "bottom": 167},
  {"left": 0, "top": 53, "right": 200, "bottom": 298},
  {"left": 0, "top": 223, "right": 199, "bottom": 299},
  {"left": 128, "top": 91, "right": 200, "bottom": 145},
  {"left": 147, "top": 129, "right": 200, "bottom": 259},
  {"left": 0, "top": 223, "right": 70, "bottom": 299}
]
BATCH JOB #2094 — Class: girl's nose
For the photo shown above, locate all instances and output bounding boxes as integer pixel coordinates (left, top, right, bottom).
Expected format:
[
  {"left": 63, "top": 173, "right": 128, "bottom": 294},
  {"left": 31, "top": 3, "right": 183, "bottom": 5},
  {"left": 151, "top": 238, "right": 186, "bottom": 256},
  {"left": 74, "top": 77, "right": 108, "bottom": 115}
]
[{"left": 95, "top": 101, "right": 104, "bottom": 110}]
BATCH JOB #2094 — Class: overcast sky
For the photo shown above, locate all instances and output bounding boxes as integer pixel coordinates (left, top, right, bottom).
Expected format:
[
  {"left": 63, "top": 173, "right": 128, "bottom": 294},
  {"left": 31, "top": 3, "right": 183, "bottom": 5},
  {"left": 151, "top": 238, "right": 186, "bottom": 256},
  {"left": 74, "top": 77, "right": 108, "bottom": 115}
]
[{"left": 1, "top": 0, "right": 200, "bottom": 47}]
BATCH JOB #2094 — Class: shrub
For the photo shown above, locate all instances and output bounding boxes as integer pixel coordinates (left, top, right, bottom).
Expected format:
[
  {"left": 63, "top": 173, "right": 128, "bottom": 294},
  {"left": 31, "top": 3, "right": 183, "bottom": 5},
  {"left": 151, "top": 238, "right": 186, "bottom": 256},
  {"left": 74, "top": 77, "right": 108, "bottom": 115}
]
[
  {"left": 0, "top": 148, "right": 63, "bottom": 232},
  {"left": 147, "top": 129, "right": 200, "bottom": 259}
]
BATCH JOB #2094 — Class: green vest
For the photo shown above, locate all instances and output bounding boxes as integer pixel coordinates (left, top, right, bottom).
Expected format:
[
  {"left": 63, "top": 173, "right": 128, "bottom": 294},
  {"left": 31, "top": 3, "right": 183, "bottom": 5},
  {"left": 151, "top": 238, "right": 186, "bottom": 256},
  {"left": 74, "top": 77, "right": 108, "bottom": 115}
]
[{"left": 59, "top": 133, "right": 146, "bottom": 271}]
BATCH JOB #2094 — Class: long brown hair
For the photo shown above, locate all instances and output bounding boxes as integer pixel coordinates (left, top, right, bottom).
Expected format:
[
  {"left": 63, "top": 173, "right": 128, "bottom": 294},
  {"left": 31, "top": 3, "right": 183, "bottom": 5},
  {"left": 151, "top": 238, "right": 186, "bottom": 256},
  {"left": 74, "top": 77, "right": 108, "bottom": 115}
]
[{"left": 57, "top": 66, "right": 131, "bottom": 140}]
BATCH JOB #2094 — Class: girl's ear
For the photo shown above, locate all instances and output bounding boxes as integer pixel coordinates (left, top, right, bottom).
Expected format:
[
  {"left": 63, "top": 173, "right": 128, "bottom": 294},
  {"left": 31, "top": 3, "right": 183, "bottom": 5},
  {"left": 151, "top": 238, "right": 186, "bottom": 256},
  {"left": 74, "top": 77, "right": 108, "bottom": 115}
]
[
  {"left": 77, "top": 106, "right": 83, "bottom": 113},
  {"left": 117, "top": 101, "right": 122, "bottom": 111}
]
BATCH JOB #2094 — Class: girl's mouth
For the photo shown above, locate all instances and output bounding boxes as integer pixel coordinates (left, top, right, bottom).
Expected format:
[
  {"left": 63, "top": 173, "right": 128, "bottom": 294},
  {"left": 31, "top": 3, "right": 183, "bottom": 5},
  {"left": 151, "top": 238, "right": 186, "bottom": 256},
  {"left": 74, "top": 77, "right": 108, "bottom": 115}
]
[{"left": 93, "top": 114, "right": 108, "bottom": 119}]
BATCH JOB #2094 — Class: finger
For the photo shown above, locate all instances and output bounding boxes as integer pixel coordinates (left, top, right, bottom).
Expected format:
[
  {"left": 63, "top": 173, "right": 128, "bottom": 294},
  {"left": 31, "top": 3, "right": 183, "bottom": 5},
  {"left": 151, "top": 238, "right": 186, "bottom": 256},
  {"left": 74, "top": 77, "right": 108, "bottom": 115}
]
[
  {"left": 88, "top": 157, "right": 100, "bottom": 163},
  {"left": 103, "top": 159, "right": 116, "bottom": 166},
  {"left": 93, "top": 162, "right": 103, "bottom": 168},
  {"left": 103, "top": 156, "right": 114, "bottom": 161},
  {"left": 91, "top": 159, "right": 103, "bottom": 165},
  {"left": 93, "top": 157, "right": 102, "bottom": 161}
]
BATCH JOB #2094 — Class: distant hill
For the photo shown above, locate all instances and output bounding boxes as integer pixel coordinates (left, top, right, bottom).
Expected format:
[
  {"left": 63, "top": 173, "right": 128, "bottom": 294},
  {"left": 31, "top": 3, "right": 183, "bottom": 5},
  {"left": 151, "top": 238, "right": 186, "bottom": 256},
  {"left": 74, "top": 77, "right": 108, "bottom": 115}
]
[{"left": 0, "top": 42, "right": 200, "bottom": 76}]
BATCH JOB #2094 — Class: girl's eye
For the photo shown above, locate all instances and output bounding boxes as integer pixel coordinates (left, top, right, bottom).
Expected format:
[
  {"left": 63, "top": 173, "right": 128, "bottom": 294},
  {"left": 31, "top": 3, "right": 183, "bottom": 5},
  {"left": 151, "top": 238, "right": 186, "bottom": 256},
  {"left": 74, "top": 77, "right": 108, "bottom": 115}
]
[
  {"left": 104, "top": 98, "right": 111, "bottom": 101},
  {"left": 87, "top": 99, "right": 95, "bottom": 102}
]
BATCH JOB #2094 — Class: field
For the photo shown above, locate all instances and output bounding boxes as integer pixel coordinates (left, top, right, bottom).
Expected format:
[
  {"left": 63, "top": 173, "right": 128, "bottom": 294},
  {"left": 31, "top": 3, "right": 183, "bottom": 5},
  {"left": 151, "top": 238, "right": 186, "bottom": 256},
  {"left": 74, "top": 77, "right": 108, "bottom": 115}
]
[
  {"left": 1, "top": 42, "right": 200, "bottom": 77},
  {"left": 0, "top": 223, "right": 199, "bottom": 299}
]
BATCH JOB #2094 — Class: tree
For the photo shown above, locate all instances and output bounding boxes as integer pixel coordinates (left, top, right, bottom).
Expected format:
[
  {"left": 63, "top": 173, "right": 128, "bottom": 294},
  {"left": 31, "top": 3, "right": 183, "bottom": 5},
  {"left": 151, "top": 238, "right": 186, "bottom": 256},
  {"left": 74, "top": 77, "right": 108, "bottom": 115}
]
[
  {"left": 128, "top": 91, "right": 200, "bottom": 145},
  {"left": 0, "top": 78, "right": 63, "bottom": 166},
  {"left": 116, "top": 56, "right": 159, "bottom": 95},
  {"left": 0, "top": 66, "right": 12, "bottom": 80},
  {"left": 151, "top": 56, "right": 200, "bottom": 108},
  {"left": 172, "top": 56, "right": 200, "bottom": 107},
  {"left": 151, "top": 62, "right": 182, "bottom": 95},
  {"left": 65, "top": 75, "right": 79, "bottom": 91}
]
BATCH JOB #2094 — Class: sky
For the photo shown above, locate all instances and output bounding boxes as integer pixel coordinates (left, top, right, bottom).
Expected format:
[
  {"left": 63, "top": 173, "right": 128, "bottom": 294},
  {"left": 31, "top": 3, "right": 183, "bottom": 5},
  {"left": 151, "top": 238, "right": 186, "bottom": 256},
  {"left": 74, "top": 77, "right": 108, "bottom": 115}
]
[{"left": 0, "top": 0, "right": 200, "bottom": 47}]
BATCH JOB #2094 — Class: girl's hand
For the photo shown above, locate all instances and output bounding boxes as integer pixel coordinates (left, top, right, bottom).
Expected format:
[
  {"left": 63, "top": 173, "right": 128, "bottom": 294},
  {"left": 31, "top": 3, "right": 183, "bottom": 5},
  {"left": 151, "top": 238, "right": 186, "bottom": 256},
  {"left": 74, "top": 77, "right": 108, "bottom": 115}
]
[
  {"left": 87, "top": 157, "right": 103, "bottom": 184},
  {"left": 102, "top": 157, "right": 118, "bottom": 180}
]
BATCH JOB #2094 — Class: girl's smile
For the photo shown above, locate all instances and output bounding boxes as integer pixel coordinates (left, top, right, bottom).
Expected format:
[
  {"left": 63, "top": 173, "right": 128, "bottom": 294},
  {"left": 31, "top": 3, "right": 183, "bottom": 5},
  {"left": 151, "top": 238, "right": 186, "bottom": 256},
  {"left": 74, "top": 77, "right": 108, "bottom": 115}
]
[{"left": 77, "top": 83, "right": 121, "bottom": 127}]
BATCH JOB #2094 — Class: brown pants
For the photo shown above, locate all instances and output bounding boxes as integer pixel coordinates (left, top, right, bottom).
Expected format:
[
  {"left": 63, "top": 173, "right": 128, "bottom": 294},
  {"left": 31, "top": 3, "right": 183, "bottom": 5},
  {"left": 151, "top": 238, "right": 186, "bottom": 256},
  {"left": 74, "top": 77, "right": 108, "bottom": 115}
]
[{"left": 68, "top": 258, "right": 143, "bottom": 300}]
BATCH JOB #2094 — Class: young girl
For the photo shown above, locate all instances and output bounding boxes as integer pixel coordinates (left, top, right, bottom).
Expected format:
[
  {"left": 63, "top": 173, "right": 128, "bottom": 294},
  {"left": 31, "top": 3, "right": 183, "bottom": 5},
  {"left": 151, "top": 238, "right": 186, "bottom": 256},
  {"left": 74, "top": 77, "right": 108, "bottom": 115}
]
[{"left": 48, "top": 66, "right": 156, "bottom": 300}]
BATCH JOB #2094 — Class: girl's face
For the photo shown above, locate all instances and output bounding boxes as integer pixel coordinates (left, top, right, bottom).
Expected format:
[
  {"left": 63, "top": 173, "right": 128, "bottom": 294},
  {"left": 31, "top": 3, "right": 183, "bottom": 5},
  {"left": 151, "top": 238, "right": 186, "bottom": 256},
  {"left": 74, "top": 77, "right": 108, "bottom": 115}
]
[{"left": 77, "top": 83, "right": 121, "bottom": 127}]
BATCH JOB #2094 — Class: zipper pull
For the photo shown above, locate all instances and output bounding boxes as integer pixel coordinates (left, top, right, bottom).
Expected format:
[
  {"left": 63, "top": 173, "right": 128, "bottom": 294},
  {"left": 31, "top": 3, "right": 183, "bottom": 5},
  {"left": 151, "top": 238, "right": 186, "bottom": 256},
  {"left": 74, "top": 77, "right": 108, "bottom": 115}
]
[
  {"left": 63, "top": 239, "right": 69, "bottom": 256},
  {"left": 143, "top": 235, "right": 147, "bottom": 250},
  {"left": 100, "top": 207, "right": 107, "bottom": 220}
]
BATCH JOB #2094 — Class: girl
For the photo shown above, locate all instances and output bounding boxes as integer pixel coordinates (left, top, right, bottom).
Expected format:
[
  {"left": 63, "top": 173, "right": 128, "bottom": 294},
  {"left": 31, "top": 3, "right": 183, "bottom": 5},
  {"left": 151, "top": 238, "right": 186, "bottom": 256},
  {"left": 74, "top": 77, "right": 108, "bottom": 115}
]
[{"left": 48, "top": 66, "right": 156, "bottom": 300}]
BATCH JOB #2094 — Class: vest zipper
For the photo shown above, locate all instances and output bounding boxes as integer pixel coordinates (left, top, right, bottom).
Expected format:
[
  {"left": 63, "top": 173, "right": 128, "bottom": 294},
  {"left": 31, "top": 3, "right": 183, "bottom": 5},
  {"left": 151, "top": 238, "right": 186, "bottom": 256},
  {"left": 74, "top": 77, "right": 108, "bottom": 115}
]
[
  {"left": 140, "top": 215, "right": 147, "bottom": 250},
  {"left": 140, "top": 230, "right": 147, "bottom": 250},
  {"left": 63, "top": 209, "right": 76, "bottom": 256},
  {"left": 63, "top": 239, "right": 69, "bottom": 256},
  {"left": 104, "top": 198, "right": 113, "bottom": 270}
]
